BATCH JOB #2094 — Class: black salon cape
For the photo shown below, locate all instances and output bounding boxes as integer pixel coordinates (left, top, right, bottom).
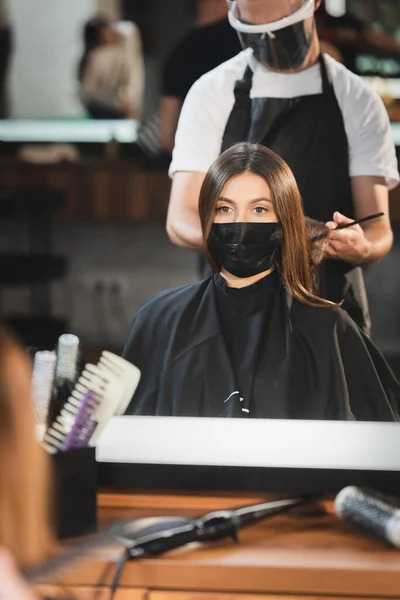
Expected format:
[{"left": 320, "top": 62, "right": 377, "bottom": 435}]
[{"left": 122, "top": 275, "right": 400, "bottom": 421}]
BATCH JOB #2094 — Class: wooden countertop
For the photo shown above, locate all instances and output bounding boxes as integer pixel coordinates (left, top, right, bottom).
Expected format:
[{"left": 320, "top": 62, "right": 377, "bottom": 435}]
[{"left": 40, "top": 491, "right": 400, "bottom": 597}]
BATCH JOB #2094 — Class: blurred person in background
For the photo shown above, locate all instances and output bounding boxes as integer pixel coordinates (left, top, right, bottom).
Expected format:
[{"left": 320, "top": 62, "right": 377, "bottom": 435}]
[
  {"left": 316, "top": 2, "right": 400, "bottom": 74},
  {"left": 78, "top": 16, "right": 144, "bottom": 120},
  {"left": 316, "top": 2, "right": 400, "bottom": 121},
  {"left": 0, "top": 326, "right": 52, "bottom": 598},
  {"left": 159, "top": 0, "right": 242, "bottom": 154},
  {"left": 316, "top": 3, "right": 366, "bottom": 72}
]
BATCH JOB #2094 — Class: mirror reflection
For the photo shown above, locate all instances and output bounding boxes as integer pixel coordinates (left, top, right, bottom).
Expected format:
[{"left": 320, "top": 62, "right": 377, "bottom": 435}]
[
  {"left": 123, "top": 143, "right": 400, "bottom": 421},
  {"left": 0, "top": 0, "right": 399, "bottom": 427}
]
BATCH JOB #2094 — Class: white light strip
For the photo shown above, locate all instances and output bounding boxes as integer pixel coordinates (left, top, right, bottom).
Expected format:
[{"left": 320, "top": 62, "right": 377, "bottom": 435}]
[
  {"left": 391, "top": 123, "right": 400, "bottom": 146},
  {"left": 0, "top": 120, "right": 399, "bottom": 146},
  {"left": 96, "top": 416, "right": 400, "bottom": 472},
  {"left": 0, "top": 120, "right": 139, "bottom": 143},
  {"left": 228, "top": 0, "right": 315, "bottom": 34}
]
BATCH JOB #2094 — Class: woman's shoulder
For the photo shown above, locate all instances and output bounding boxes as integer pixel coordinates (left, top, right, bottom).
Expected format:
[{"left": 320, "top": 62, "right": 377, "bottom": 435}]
[
  {"left": 291, "top": 297, "right": 354, "bottom": 332},
  {"left": 123, "top": 278, "right": 213, "bottom": 365}
]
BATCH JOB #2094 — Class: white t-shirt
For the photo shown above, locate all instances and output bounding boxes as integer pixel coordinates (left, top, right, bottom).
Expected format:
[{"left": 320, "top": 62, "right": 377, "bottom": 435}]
[{"left": 169, "top": 50, "right": 399, "bottom": 190}]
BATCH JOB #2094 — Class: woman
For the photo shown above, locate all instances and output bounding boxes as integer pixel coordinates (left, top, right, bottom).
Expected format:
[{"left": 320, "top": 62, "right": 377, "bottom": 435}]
[
  {"left": 78, "top": 17, "right": 144, "bottom": 120},
  {"left": 123, "top": 143, "right": 400, "bottom": 421},
  {"left": 0, "top": 326, "right": 51, "bottom": 598}
]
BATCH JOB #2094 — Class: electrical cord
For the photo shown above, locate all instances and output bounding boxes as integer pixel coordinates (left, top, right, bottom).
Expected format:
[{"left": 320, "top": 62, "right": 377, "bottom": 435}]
[
  {"left": 109, "top": 548, "right": 130, "bottom": 600},
  {"left": 93, "top": 546, "right": 128, "bottom": 600},
  {"left": 93, "top": 560, "right": 115, "bottom": 600}
]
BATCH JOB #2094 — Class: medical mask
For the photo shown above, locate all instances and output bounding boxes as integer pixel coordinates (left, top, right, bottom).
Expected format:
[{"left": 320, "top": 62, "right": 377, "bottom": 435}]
[{"left": 207, "top": 222, "right": 282, "bottom": 278}]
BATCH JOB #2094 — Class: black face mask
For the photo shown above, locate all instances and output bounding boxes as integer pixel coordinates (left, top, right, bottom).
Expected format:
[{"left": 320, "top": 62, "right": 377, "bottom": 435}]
[
  {"left": 207, "top": 222, "right": 282, "bottom": 279},
  {"left": 238, "top": 20, "right": 314, "bottom": 71}
]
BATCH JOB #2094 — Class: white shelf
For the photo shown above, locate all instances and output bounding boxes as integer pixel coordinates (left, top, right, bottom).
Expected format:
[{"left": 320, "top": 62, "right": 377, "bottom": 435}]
[
  {"left": 0, "top": 119, "right": 139, "bottom": 143},
  {"left": 96, "top": 416, "right": 400, "bottom": 472}
]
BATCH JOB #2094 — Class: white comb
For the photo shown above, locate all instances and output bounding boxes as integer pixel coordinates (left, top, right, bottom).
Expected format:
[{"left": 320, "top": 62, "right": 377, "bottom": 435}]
[
  {"left": 99, "top": 351, "right": 140, "bottom": 414},
  {"left": 42, "top": 351, "right": 141, "bottom": 452}
]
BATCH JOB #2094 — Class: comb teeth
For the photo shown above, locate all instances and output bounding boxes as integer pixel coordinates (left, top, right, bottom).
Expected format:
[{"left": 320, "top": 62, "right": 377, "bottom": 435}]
[
  {"left": 42, "top": 351, "right": 141, "bottom": 453},
  {"left": 62, "top": 391, "right": 100, "bottom": 451},
  {"left": 44, "top": 391, "right": 101, "bottom": 452}
]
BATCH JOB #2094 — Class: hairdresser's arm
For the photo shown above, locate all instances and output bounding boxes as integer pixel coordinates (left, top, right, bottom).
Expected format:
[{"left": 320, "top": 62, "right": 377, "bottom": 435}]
[
  {"left": 325, "top": 176, "right": 393, "bottom": 264},
  {"left": 166, "top": 74, "right": 228, "bottom": 249},
  {"left": 166, "top": 171, "right": 206, "bottom": 250}
]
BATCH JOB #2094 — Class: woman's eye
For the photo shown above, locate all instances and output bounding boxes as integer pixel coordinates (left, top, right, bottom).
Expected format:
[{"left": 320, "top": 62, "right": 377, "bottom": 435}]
[
  {"left": 254, "top": 206, "right": 268, "bottom": 214},
  {"left": 216, "top": 205, "right": 232, "bottom": 213}
]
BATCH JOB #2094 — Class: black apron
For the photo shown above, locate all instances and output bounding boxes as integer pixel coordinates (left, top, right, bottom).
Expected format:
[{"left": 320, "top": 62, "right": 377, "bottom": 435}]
[{"left": 215, "top": 54, "right": 370, "bottom": 334}]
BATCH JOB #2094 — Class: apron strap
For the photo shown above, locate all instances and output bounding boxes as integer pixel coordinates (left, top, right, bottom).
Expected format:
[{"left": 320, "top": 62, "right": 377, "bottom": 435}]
[
  {"left": 319, "top": 53, "right": 334, "bottom": 95},
  {"left": 221, "top": 65, "right": 253, "bottom": 153}
]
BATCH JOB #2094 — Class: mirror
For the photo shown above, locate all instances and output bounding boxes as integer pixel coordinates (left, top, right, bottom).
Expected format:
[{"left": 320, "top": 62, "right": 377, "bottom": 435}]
[{"left": 0, "top": 0, "right": 398, "bottom": 429}]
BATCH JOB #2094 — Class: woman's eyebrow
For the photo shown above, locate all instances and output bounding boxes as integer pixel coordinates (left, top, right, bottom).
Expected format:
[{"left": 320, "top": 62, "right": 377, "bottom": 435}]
[
  {"left": 249, "top": 197, "right": 273, "bottom": 205},
  {"left": 217, "top": 197, "right": 272, "bottom": 204},
  {"left": 217, "top": 197, "right": 235, "bottom": 204}
]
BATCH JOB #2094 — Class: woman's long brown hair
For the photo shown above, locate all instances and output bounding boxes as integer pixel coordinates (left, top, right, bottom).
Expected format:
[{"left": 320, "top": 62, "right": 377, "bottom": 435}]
[
  {"left": 0, "top": 326, "right": 52, "bottom": 568},
  {"left": 199, "top": 142, "right": 335, "bottom": 308}
]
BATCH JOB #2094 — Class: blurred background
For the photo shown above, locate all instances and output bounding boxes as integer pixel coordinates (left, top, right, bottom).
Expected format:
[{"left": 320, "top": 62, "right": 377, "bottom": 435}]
[{"left": 0, "top": 0, "right": 399, "bottom": 373}]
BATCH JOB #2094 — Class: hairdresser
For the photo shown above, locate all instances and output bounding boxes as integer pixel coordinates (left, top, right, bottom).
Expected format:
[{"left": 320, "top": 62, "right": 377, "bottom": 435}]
[{"left": 166, "top": 0, "right": 400, "bottom": 335}]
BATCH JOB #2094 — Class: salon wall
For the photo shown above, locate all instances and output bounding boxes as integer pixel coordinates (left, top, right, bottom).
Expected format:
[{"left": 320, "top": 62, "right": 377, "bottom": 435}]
[{"left": 0, "top": 220, "right": 197, "bottom": 350}]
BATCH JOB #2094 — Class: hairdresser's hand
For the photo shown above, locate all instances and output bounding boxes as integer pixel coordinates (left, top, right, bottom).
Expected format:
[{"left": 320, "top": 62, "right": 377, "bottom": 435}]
[
  {"left": 0, "top": 549, "right": 37, "bottom": 600},
  {"left": 325, "top": 211, "right": 371, "bottom": 264}
]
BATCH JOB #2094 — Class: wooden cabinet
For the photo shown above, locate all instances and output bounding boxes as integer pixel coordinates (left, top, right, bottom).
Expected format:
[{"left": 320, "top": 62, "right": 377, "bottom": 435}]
[{"left": 0, "top": 160, "right": 171, "bottom": 221}]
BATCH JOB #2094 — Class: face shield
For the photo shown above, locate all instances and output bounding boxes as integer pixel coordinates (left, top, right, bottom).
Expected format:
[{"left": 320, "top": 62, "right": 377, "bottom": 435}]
[{"left": 227, "top": 0, "right": 316, "bottom": 71}]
